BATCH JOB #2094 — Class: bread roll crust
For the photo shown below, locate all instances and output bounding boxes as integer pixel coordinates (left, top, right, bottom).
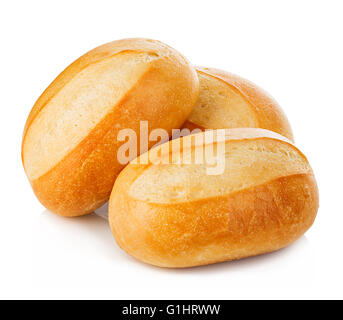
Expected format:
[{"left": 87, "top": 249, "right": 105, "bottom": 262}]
[
  {"left": 183, "top": 67, "right": 294, "bottom": 141},
  {"left": 109, "top": 128, "right": 318, "bottom": 268},
  {"left": 22, "top": 38, "right": 199, "bottom": 216}
]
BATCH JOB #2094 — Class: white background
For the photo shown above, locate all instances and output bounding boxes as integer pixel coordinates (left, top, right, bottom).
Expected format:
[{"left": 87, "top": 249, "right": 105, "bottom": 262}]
[{"left": 1, "top": 0, "right": 342, "bottom": 300}]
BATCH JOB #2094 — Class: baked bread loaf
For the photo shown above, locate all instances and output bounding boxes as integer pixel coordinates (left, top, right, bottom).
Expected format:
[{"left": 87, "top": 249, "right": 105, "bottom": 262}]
[
  {"left": 22, "top": 38, "right": 199, "bottom": 217},
  {"left": 109, "top": 128, "right": 318, "bottom": 268},
  {"left": 182, "top": 67, "right": 294, "bottom": 141}
]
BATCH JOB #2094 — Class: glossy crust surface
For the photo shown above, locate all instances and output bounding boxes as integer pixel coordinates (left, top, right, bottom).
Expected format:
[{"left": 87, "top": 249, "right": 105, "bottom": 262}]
[
  {"left": 22, "top": 38, "right": 199, "bottom": 216},
  {"left": 109, "top": 128, "right": 318, "bottom": 268},
  {"left": 183, "top": 67, "right": 294, "bottom": 141}
]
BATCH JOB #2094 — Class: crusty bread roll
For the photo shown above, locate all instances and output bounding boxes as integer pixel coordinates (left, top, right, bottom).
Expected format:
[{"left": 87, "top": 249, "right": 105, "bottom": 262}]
[
  {"left": 109, "top": 128, "right": 318, "bottom": 268},
  {"left": 22, "top": 38, "right": 199, "bottom": 217},
  {"left": 182, "top": 67, "right": 294, "bottom": 141}
]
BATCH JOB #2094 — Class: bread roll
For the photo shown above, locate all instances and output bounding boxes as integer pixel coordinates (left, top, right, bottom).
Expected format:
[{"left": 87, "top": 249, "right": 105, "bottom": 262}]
[
  {"left": 182, "top": 67, "right": 294, "bottom": 141},
  {"left": 109, "top": 128, "right": 318, "bottom": 268},
  {"left": 22, "top": 38, "right": 199, "bottom": 217}
]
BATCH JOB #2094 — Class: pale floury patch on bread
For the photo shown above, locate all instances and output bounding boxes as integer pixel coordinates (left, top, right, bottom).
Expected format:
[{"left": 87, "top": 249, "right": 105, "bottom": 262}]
[
  {"left": 129, "top": 139, "right": 310, "bottom": 203},
  {"left": 24, "top": 52, "right": 158, "bottom": 180},
  {"left": 109, "top": 128, "right": 318, "bottom": 268},
  {"left": 22, "top": 38, "right": 199, "bottom": 216},
  {"left": 183, "top": 67, "right": 294, "bottom": 141}
]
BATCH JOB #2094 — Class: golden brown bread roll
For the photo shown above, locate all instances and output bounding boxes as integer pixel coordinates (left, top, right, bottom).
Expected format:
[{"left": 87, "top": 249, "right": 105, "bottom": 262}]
[
  {"left": 109, "top": 128, "right": 318, "bottom": 268},
  {"left": 22, "top": 38, "right": 199, "bottom": 217},
  {"left": 182, "top": 67, "right": 294, "bottom": 141}
]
